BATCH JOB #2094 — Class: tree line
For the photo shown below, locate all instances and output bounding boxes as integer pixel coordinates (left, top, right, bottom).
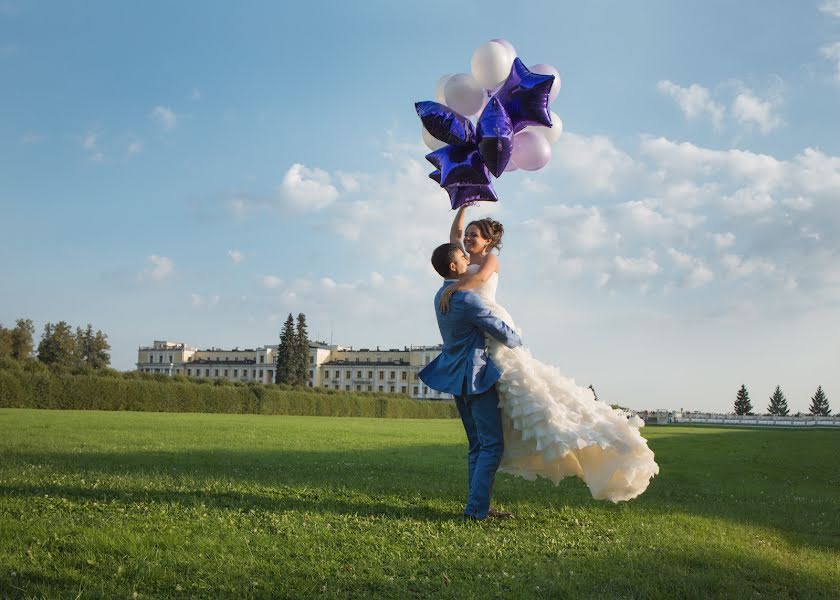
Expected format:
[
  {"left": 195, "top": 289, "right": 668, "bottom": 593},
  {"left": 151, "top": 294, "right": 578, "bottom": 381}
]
[
  {"left": 0, "top": 318, "right": 110, "bottom": 369},
  {"left": 274, "top": 313, "right": 310, "bottom": 386},
  {"left": 734, "top": 384, "right": 833, "bottom": 416}
]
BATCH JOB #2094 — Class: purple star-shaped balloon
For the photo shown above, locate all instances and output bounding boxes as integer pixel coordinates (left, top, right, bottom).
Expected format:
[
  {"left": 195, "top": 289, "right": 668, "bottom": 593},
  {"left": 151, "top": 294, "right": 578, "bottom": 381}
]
[
  {"left": 425, "top": 145, "right": 491, "bottom": 188},
  {"left": 476, "top": 96, "right": 514, "bottom": 177},
  {"left": 493, "top": 58, "right": 554, "bottom": 132},
  {"left": 415, "top": 101, "right": 476, "bottom": 146}
]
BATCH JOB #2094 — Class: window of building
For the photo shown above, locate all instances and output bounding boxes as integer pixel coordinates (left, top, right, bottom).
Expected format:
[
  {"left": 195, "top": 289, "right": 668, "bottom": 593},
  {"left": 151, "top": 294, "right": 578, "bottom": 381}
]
[
  {"left": 367, "top": 385, "right": 372, "bottom": 391},
  {"left": 346, "top": 370, "right": 351, "bottom": 378},
  {"left": 324, "top": 370, "right": 330, "bottom": 379},
  {"left": 423, "top": 386, "right": 428, "bottom": 395},
  {"left": 378, "top": 386, "right": 383, "bottom": 392},
  {"left": 309, "top": 355, "right": 314, "bottom": 364},
  {"left": 159, "top": 355, "right": 164, "bottom": 363},
  {"left": 214, "top": 369, "right": 219, "bottom": 377},
  {"left": 308, "top": 382, "right": 313, "bottom": 387},
  {"left": 401, "top": 386, "right": 406, "bottom": 394},
  {"left": 335, "top": 384, "right": 340, "bottom": 390},
  {"left": 356, "top": 385, "right": 361, "bottom": 391},
  {"left": 345, "top": 385, "right": 350, "bottom": 391},
  {"left": 187, "top": 369, "right": 192, "bottom": 376},
  {"left": 367, "top": 371, "right": 373, "bottom": 378},
  {"left": 324, "top": 383, "right": 329, "bottom": 387},
  {"left": 309, "top": 370, "right": 314, "bottom": 379},
  {"left": 205, "top": 369, "right": 210, "bottom": 377},
  {"left": 224, "top": 369, "right": 228, "bottom": 377},
  {"left": 356, "top": 371, "right": 362, "bottom": 378},
  {"left": 259, "top": 369, "right": 263, "bottom": 379},
  {"left": 390, "top": 371, "right": 395, "bottom": 379},
  {"left": 168, "top": 355, "right": 172, "bottom": 363},
  {"left": 413, "top": 386, "right": 419, "bottom": 395},
  {"left": 252, "top": 369, "right": 256, "bottom": 378},
  {"left": 390, "top": 385, "right": 395, "bottom": 393},
  {"left": 379, "top": 371, "right": 384, "bottom": 380},
  {"left": 260, "top": 356, "right": 264, "bottom": 364},
  {"left": 401, "top": 372, "right": 407, "bottom": 380},
  {"left": 233, "top": 369, "right": 238, "bottom": 377}
]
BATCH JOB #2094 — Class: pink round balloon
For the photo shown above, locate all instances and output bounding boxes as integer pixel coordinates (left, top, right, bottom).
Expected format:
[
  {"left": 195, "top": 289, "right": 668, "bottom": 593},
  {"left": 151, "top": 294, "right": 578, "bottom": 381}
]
[
  {"left": 511, "top": 131, "right": 551, "bottom": 171},
  {"left": 504, "top": 157, "right": 519, "bottom": 172}
]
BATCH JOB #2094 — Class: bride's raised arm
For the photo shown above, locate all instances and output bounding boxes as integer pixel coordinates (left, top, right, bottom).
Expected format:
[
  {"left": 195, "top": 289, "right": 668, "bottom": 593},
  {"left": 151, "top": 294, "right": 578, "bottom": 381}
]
[
  {"left": 450, "top": 206, "right": 468, "bottom": 249},
  {"left": 439, "top": 253, "right": 499, "bottom": 313}
]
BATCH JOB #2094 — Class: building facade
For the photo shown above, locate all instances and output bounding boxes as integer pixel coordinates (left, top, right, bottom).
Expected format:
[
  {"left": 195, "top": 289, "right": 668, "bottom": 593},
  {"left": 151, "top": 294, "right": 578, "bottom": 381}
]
[{"left": 136, "top": 341, "right": 451, "bottom": 400}]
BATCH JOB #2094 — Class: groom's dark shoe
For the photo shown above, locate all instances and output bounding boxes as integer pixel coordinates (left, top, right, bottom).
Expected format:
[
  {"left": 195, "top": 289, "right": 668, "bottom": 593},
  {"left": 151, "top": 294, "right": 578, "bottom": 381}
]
[{"left": 487, "top": 507, "right": 513, "bottom": 519}]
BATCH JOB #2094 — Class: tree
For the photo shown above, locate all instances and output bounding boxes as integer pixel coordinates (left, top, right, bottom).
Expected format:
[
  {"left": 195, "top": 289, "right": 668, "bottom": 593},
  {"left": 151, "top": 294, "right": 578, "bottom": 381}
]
[
  {"left": 808, "top": 386, "right": 831, "bottom": 416},
  {"left": 294, "top": 313, "right": 310, "bottom": 386},
  {"left": 37, "top": 321, "right": 78, "bottom": 367},
  {"left": 75, "top": 324, "right": 111, "bottom": 369},
  {"left": 274, "top": 314, "right": 296, "bottom": 385},
  {"left": 0, "top": 324, "right": 12, "bottom": 359},
  {"left": 767, "top": 385, "right": 789, "bottom": 416},
  {"left": 734, "top": 384, "right": 753, "bottom": 415},
  {"left": 10, "top": 319, "right": 34, "bottom": 360}
]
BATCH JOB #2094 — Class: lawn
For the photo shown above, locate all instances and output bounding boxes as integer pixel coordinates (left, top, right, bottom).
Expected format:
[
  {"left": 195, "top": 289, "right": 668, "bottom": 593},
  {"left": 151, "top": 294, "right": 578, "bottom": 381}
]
[{"left": 0, "top": 409, "right": 838, "bottom": 598}]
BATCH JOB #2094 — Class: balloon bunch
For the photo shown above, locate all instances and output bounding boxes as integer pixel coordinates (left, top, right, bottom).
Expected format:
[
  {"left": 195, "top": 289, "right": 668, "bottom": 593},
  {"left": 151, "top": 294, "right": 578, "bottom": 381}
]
[{"left": 416, "top": 39, "right": 563, "bottom": 209}]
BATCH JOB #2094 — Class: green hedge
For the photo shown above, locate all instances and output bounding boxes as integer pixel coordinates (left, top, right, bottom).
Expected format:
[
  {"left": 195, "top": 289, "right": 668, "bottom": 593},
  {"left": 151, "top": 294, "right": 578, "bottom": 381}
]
[{"left": 0, "top": 361, "right": 457, "bottom": 419}]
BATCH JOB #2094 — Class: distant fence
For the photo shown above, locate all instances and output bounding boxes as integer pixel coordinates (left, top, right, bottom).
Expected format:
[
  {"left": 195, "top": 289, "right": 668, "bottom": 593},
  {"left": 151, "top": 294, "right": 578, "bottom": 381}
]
[{"left": 674, "top": 414, "right": 840, "bottom": 428}]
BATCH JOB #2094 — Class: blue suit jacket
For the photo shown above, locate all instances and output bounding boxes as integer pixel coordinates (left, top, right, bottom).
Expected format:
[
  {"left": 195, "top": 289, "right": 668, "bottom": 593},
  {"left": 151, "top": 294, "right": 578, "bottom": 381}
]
[{"left": 419, "top": 280, "right": 522, "bottom": 396}]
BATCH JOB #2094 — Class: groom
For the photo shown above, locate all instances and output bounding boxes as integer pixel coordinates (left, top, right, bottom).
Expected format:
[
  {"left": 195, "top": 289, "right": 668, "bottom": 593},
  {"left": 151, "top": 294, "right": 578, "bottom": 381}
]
[{"left": 419, "top": 243, "right": 522, "bottom": 520}]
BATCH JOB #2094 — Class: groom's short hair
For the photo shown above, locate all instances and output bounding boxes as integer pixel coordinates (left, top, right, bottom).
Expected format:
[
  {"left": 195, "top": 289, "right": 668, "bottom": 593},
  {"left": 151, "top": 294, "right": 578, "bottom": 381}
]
[{"left": 431, "top": 243, "right": 462, "bottom": 278}]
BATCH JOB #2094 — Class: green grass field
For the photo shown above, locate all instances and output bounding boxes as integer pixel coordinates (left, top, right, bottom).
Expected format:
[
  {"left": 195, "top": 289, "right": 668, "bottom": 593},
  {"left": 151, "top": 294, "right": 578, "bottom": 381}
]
[{"left": 1, "top": 409, "right": 838, "bottom": 599}]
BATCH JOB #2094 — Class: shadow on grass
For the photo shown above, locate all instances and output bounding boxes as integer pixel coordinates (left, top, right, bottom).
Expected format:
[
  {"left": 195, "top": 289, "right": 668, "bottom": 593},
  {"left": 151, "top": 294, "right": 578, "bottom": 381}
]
[{"left": 2, "top": 428, "right": 839, "bottom": 552}]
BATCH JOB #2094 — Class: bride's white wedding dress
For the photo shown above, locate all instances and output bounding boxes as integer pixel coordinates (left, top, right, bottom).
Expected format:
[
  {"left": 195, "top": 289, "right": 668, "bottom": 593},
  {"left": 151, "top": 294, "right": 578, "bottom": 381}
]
[{"left": 467, "top": 264, "right": 659, "bottom": 502}]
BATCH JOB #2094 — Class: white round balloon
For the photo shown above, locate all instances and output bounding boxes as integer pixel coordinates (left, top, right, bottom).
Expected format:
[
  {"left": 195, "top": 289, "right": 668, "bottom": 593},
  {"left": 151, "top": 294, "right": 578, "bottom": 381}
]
[
  {"left": 524, "top": 111, "right": 563, "bottom": 145},
  {"left": 471, "top": 41, "right": 513, "bottom": 90},
  {"left": 529, "top": 63, "right": 561, "bottom": 103},
  {"left": 421, "top": 125, "right": 447, "bottom": 151},
  {"left": 512, "top": 130, "right": 551, "bottom": 171},
  {"left": 490, "top": 38, "right": 517, "bottom": 64},
  {"left": 434, "top": 74, "right": 451, "bottom": 104},
  {"left": 443, "top": 73, "right": 485, "bottom": 116}
]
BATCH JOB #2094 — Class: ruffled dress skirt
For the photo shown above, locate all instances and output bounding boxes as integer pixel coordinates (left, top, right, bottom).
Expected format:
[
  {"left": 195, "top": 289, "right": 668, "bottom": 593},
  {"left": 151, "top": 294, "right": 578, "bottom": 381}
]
[{"left": 486, "top": 303, "right": 659, "bottom": 502}]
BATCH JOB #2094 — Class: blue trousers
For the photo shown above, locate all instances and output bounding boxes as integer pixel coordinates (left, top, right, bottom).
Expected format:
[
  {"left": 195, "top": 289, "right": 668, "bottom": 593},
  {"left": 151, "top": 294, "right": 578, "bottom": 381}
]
[{"left": 454, "top": 385, "right": 504, "bottom": 519}]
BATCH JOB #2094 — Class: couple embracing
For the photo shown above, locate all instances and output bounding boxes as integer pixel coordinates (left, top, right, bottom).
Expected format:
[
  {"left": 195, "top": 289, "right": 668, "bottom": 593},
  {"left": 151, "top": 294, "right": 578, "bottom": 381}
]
[{"left": 419, "top": 207, "right": 659, "bottom": 521}]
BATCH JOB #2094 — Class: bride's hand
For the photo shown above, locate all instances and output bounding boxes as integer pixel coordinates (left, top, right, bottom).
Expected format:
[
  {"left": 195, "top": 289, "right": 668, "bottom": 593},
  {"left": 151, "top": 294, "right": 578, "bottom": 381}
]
[{"left": 439, "top": 284, "right": 458, "bottom": 314}]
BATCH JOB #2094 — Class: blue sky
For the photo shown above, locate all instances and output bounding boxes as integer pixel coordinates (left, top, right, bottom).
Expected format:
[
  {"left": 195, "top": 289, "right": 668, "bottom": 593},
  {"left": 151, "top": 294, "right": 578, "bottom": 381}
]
[{"left": 2, "top": 1, "right": 839, "bottom": 413}]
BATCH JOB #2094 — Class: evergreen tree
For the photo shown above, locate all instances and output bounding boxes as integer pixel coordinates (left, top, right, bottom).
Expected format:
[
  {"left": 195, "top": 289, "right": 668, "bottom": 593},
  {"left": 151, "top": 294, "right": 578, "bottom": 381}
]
[
  {"left": 767, "top": 385, "right": 789, "bottom": 416},
  {"left": 0, "top": 324, "right": 12, "bottom": 359},
  {"left": 74, "top": 324, "right": 111, "bottom": 369},
  {"left": 10, "top": 319, "right": 35, "bottom": 360},
  {"left": 37, "top": 321, "right": 78, "bottom": 367},
  {"left": 294, "top": 313, "right": 310, "bottom": 386},
  {"left": 274, "top": 314, "right": 296, "bottom": 385},
  {"left": 808, "top": 385, "right": 831, "bottom": 416},
  {"left": 734, "top": 384, "right": 753, "bottom": 415}
]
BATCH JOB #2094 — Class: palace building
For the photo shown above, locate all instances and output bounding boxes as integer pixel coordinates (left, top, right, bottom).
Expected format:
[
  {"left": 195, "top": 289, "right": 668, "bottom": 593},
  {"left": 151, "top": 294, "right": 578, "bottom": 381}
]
[{"left": 136, "top": 340, "right": 450, "bottom": 400}]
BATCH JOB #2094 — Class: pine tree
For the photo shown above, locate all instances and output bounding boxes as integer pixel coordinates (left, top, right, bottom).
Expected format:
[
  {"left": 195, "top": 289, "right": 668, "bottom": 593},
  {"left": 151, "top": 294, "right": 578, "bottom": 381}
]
[
  {"left": 10, "top": 319, "right": 34, "bottom": 360},
  {"left": 294, "top": 313, "right": 310, "bottom": 387},
  {"left": 37, "top": 321, "right": 78, "bottom": 367},
  {"left": 767, "top": 385, "right": 789, "bottom": 416},
  {"left": 74, "top": 324, "right": 111, "bottom": 369},
  {"left": 734, "top": 384, "right": 753, "bottom": 415},
  {"left": 0, "top": 324, "right": 12, "bottom": 359},
  {"left": 808, "top": 386, "right": 831, "bottom": 416},
  {"left": 274, "top": 314, "right": 296, "bottom": 385}
]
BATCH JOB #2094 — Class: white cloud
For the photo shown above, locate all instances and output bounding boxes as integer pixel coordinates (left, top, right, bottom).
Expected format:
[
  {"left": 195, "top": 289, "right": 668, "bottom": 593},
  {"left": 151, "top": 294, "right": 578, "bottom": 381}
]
[
  {"left": 151, "top": 106, "right": 177, "bottom": 131},
  {"left": 720, "top": 187, "right": 775, "bottom": 215},
  {"left": 721, "top": 254, "right": 776, "bottom": 278},
  {"left": 821, "top": 42, "right": 840, "bottom": 82},
  {"left": 82, "top": 132, "right": 97, "bottom": 150},
  {"left": 142, "top": 255, "right": 174, "bottom": 281},
  {"left": 657, "top": 80, "right": 724, "bottom": 128},
  {"left": 191, "top": 293, "right": 204, "bottom": 307},
  {"left": 667, "top": 248, "right": 714, "bottom": 288},
  {"left": 190, "top": 87, "right": 201, "bottom": 101},
  {"left": 278, "top": 163, "right": 339, "bottom": 211},
  {"left": 127, "top": 141, "right": 143, "bottom": 155},
  {"left": 614, "top": 254, "right": 661, "bottom": 278},
  {"left": 227, "top": 249, "right": 245, "bottom": 264},
  {"left": 552, "top": 132, "right": 640, "bottom": 194},
  {"left": 709, "top": 232, "right": 736, "bottom": 249},
  {"left": 20, "top": 132, "right": 44, "bottom": 144},
  {"left": 261, "top": 275, "right": 283, "bottom": 289},
  {"left": 731, "top": 89, "right": 783, "bottom": 134},
  {"left": 781, "top": 196, "right": 813, "bottom": 211},
  {"left": 819, "top": 0, "right": 840, "bottom": 18}
]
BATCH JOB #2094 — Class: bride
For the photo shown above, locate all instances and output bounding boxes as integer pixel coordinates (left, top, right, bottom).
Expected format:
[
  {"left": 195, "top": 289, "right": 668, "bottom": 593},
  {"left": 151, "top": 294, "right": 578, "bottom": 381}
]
[{"left": 439, "top": 206, "right": 659, "bottom": 502}]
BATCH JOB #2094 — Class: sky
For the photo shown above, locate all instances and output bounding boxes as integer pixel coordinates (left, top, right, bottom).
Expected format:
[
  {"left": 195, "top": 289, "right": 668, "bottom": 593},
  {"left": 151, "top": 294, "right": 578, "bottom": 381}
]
[{"left": 2, "top": 0, "right": 839, "bottom": 413}]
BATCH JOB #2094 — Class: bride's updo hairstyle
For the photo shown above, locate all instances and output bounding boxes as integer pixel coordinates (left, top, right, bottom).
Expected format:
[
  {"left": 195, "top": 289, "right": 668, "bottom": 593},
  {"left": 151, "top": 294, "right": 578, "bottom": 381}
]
[{"left": 468, "top": 218, "right": 504, "bottom": 253}]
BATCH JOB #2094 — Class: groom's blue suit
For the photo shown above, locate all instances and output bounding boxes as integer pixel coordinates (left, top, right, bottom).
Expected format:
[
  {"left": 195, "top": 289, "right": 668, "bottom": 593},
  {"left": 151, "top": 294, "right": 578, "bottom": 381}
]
[{"left": 419, "top": 280, "right": 522, "bottom": 519}]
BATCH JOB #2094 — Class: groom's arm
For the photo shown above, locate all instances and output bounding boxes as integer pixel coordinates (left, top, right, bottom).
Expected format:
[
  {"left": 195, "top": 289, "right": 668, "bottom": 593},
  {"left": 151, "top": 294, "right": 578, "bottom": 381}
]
[{"left": 460, "top": 293, "right": 522, "bottom": 349}]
